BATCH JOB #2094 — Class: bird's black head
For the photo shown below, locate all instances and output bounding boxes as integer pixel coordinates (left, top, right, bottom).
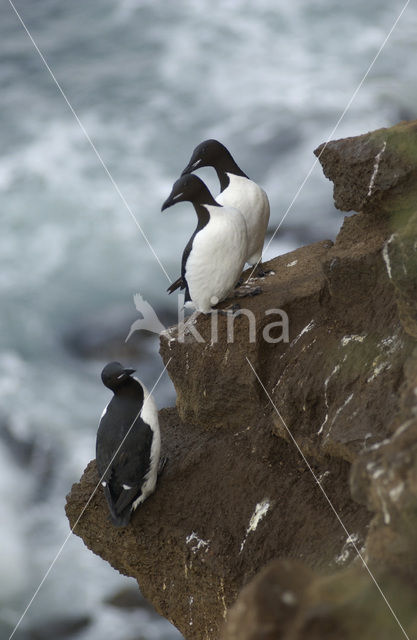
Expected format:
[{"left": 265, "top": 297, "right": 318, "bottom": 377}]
[
  {"left": 101, "top": 361, "right": 136, "bottom": 391},
  {"left": 161, "top": 174, "right": 217, "bottom": 211},
  {"left": 181, "top": 139, "right": 228, "bottom": 175}
]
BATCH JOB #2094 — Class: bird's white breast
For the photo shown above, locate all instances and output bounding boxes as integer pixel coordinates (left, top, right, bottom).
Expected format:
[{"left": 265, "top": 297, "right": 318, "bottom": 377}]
[
  {"left": 216, "top": 174, "right": 270, "bottom": 265},
  {"left": 131, "top": 377, "right": 161, "bottom": 509},
  {"left": 137, "top": 378, "right": 161, "bottom": 474},
  {"left": 185, "top": 204, "right": 248, "bottom": 313},
  {"left": 137, "top": 379, "right": 159, "bottom": 435},
  {"left": 100, "top": 403, "right": 108, "bottom": 420}
]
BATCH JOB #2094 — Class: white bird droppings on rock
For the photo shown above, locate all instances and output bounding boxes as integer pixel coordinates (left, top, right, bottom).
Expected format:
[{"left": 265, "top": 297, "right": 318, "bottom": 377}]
[
  {"left": 367, "top": 140, "right": 386, "bottom": 197},
  {"left": 240, "top": 499, "right": 271, "bottom": 552},
  {"left": 186, "top": 532, "right": 210, "bottom": 553},
  {"left": 341, "top": 334, "right": 366, "bottom": 347},
  {"left": 282, "top": 590, "right": 297, "bottom": 605},
  {"left": 290, "top": 320, "right": 315, "bottom": 347},
  {"left": 382, "top": 233, "right": 395, "bottom": 279},
  {"left": 389, "top": 482, "right": 404, "bottom": 502}
]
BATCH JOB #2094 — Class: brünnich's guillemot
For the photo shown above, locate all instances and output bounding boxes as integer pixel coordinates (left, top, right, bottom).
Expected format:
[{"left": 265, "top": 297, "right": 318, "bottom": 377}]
[
  {"left": 181, "top": 139, "right": 270, "bottom": 276},
  {"left": 96, "top": 362, "right": 161, "bottom": 527},
  {"left": 162, "top": 174, "right": 248, "bottom": 314}
]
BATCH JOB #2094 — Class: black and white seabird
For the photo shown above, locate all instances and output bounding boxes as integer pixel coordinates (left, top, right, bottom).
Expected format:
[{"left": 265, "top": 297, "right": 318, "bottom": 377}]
[
  {"left": 181, "top": 139, "right": 270, "bottom": 276},
  {"left": 96, "top": 361, "right": 160, "bottom": 528},
  {"left": 162, "top": 174, "right": 248, "bottom": 314}
]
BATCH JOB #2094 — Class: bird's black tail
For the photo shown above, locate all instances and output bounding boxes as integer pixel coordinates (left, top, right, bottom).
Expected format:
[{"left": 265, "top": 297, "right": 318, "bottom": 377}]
[
  {"left": 167, "top": 276, "right": 183, "bottom": 294},
  {"left": 103, "top": 485, "right": 132, "bottom": 527},
  {"left": 110, "top": 509, "right": 132, "bottom": 528}
]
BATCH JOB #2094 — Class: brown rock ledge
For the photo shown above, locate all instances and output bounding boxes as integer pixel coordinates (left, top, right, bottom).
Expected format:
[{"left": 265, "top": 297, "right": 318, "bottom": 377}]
[{"left": 66, "top": 119, "right": 417, "bottom": 640}]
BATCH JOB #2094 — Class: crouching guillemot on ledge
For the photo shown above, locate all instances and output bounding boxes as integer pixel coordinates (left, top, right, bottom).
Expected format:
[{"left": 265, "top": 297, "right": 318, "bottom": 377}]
[
  {"left": 181, "top": 139, "right": 270, "bottom": 276},
  {"left": 96, "top": 362, "right": 161, "bottom": 527},
  {"left": 162, "top": 174, "right": 248, "bottom": 314}
]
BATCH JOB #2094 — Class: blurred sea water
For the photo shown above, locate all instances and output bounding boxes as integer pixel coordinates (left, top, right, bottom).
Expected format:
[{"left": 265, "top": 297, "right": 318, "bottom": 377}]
[{"left": 1, "top": 0, "right": 416, "bottom": 638}]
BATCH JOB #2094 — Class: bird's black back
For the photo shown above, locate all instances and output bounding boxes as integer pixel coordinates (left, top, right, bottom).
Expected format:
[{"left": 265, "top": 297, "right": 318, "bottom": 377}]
[{"left": 96, "top": 385, "right": 153, "bottom": 525}]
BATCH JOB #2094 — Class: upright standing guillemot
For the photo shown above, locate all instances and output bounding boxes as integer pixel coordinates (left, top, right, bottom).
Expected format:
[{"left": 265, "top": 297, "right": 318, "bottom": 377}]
[
  {"left": 181, "top": 139, "right": 270, "bottom": 276},
  {"left": 162, "top": 174, "right": 248, "bottom": 314},
  {"left": 96, "top": 362, "right": 161, "bottom": 527}
]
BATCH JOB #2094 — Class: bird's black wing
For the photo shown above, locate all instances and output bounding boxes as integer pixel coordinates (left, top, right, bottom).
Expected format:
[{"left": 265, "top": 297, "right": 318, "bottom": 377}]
[
  {"left": 110, "top": 423, "right": 153, "bottom": 515},
  {"left": 96, "top": 412, "right": 115, "bottom": 484},
  {"left": 179, "top": 230, "right": 203, "bottom": 304},
  {"left": 96, "top": 404, "right": 153, "bottom": 526}
]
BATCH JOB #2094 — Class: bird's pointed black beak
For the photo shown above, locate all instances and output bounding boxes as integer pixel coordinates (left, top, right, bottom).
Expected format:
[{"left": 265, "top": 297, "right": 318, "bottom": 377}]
[
  {"left": 161, "top": 197, "right": 172, "bottom": 212},
  {"left": 161, "top": 187, "right": 185, "bottom": 212},
  {"left": 161, "top": 185, "right": 176, "bottom": 211},
  {"left": 181, "top": 159, "right": 201, "bottom": 176},
  {"left": 123, "top": 368, "right": 135, "bottom": 376}
]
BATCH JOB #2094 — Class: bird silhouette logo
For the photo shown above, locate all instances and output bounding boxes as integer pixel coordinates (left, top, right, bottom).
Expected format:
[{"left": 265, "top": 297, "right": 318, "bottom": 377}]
[{"left": 125, "top": 293, "right": 166, "bottom": 341}]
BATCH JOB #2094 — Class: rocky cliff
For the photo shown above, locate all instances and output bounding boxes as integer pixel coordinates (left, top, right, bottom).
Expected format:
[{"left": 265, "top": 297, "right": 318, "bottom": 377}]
[{"left": 66, "top": 120, "right": 417, "bottom": 640}]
